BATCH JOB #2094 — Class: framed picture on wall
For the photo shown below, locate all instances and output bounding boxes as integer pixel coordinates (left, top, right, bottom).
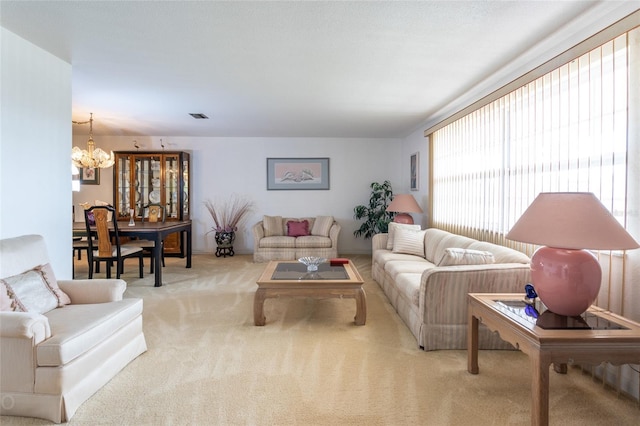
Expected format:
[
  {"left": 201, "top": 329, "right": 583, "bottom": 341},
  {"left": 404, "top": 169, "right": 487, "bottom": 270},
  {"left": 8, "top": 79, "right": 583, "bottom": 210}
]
[
  {"left": 79, "top": 167, "right": 100, "bottom": 185},
  {"left": 410, "top": 152, "right": 419, "bottom": 191},
  {"left": 267, "top": 158, "right": 330, "bottom": 190}
]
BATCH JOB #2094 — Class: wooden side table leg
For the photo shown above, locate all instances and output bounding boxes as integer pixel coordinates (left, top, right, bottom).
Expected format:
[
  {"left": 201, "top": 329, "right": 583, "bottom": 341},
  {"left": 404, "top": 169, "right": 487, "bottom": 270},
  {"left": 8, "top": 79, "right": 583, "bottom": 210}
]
[
  {"left": 467, "top": 310, "right": 479, "bottom": 374},
  {"left": 253, "top": 288, "right": 267, "bottom": 326},
  {"left": 531, "top": 352, "right": 550, "bottom": 426},
  {"left": 354, "top": 287, "right": 367, "bottom": 325}
]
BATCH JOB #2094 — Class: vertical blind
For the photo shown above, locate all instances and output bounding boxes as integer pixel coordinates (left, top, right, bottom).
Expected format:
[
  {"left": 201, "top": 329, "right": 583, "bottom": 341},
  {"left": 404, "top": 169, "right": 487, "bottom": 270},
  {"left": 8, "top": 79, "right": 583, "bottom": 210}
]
[
  {"left": 432, "top": 30, "right": 632, "bottom": 246},
  {"left": 430, "top": 26, "right": 639, "bottom": 400}
]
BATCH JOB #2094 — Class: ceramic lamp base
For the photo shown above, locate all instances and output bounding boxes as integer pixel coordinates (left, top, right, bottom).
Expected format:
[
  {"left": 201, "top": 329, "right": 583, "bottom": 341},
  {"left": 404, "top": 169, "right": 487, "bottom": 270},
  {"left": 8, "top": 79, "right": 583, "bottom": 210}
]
[
  {"left": 530, "top": 246, "right": 602, "bottom": 316},
  {"left": 393, "top": 213, "right": 414, "bottom": 224}
]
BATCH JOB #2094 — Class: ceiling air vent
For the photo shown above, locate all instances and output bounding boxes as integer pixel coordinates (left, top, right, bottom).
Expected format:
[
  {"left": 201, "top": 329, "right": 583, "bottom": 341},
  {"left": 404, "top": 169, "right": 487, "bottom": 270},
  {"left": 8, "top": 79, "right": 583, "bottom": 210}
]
[{"left": 189, "top": 113, "right": 209, "bottom": 119}]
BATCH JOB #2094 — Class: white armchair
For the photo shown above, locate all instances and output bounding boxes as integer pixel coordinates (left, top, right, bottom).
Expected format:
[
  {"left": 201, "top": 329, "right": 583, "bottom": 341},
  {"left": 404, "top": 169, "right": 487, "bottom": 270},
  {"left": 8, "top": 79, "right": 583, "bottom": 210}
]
[{"left": 0, "top": 235, "right": 147, "bottom": 423}]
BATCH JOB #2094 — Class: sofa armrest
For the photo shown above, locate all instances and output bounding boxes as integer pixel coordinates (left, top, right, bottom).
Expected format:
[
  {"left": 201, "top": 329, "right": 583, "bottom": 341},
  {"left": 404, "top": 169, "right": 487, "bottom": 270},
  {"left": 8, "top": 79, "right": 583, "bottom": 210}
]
[
  {"left": 419, "top": 264, "right": 531, "bottom": 325},
  {"left": 329, "top": 222, "right": 341, "bottom": 247},
  {"left": 57, "top": 279, "right": 126, "bottom": 304},
  {"left": 372, "top": 233, "right": 388, "bottom": 252},
  {"left": 0, "top": 311, "right": 51, "bottom": 342},
  {"left": 252, "top": 221, "right": 265, "bottom": 250}
]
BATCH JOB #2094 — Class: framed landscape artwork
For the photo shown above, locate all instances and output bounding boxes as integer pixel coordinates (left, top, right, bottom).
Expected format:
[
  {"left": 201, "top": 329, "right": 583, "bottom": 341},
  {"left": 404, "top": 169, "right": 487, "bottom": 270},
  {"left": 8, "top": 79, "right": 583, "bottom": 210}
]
[
  {"left": 410, "top": 152, "right": 419, "bottom": 191},
  {"left": 79, "top": 167, "right": 100, "bottom": 185},
  {"left": 267, "top": 158, "right": 330, "bottom": 190}
]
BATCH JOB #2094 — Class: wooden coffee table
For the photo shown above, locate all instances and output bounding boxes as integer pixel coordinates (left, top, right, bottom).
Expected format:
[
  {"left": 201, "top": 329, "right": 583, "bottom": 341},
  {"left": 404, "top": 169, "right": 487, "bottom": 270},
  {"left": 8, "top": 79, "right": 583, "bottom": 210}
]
[
  {"left": 254, "top": 260, "right": 366, "bottom": 326},
  {"left": 467, "top": 293, "right": 640, "bottom": 426}
]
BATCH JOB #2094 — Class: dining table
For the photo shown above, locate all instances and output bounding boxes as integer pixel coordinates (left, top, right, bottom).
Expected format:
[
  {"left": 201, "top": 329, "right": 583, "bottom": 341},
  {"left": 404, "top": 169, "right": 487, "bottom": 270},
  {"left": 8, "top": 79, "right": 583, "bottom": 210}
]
[{"left": 73, "top": 220, "right": 192, "bottom": 287}]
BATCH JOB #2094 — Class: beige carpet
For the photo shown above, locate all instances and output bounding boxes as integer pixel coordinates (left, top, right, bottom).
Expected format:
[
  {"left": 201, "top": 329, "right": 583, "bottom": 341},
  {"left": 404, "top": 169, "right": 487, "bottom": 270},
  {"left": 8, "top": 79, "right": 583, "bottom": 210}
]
[{"left": 3, "top": 254, "right": 639, "bottom": 425}]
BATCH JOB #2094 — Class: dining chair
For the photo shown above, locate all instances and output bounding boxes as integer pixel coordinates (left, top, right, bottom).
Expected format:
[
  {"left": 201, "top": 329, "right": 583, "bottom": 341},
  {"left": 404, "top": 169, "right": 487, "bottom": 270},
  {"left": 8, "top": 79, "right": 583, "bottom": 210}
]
[
  {"left": 123, "top": 203, "right": 166, "bottom": 273},
  {"left": 72, "top": 237, "right": 88, "bottom": 278},
  {"left": 84, "top": 205, "right": 144, "bottom": 279}
]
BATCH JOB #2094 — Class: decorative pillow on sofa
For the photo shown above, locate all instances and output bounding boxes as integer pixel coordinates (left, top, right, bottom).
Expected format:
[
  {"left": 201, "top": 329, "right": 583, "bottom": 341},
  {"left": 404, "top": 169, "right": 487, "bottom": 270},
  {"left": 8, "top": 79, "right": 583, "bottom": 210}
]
[
  {"left": 311, "top": 216, "right": 334, "bottom": 237},
  {"left": 0, "top": 281, "right": 14, "bottom": 311},
  {"left": 392, "top": 227, "right": 426, "bottom": 257},
  {"left": 0, "top": 263, "right": 71, "bottom": 313},
  {"left": 437, "top": 248, "right": 495, "bottom": 266},
  {"left": 263, "top": 215, "right": 284, "bottom": 237},
  {"left": 386, "top": 222, "right": 422, "bottom": 250},
  {"left": 287, "top": 220, "right": 310, "bottom": 237}
]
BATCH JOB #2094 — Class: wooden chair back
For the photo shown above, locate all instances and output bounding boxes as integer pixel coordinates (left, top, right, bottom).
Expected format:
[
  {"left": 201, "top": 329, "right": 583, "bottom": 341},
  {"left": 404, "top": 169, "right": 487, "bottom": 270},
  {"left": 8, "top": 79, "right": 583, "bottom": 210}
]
[
  {"left": 143, "top": 204, "right": 165, "bottom": 223},
  {"left": 84, "top": 205, "right": 122, "bottom": 258}
]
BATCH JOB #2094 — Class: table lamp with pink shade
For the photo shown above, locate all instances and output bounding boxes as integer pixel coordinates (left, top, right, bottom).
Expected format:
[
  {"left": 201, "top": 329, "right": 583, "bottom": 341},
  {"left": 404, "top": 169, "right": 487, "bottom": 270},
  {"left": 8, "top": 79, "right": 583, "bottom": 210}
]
[
  {"left": 506, "top": 192, "right": 639, "bottom": 316},
  {"left": 386, "top": 194, "right": 423, "bottom": 224}
]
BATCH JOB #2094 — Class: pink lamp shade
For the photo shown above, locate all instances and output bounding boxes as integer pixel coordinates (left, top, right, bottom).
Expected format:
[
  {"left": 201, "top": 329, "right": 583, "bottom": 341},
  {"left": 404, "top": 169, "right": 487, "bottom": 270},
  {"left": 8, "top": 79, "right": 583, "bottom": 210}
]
[
  {"left": 506, "top": 192, "right": 639, "bottom": 316},
  {"left": 386, "top": 194, "right": 423, "bottom": 224}
]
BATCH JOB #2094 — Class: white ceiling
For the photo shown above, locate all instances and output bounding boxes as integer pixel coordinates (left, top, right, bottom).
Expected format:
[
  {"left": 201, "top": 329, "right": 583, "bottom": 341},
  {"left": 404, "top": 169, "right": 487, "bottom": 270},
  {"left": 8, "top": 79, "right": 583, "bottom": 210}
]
[{"left": 1, "top": 1, "right": 637, "bottom": 138}]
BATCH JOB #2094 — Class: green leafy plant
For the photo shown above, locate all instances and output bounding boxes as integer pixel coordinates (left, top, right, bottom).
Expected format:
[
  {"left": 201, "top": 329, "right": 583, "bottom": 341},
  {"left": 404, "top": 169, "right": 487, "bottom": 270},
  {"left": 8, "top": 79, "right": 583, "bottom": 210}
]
[{"left": 353, "top": 180, "right": 395, "bottom": 239}]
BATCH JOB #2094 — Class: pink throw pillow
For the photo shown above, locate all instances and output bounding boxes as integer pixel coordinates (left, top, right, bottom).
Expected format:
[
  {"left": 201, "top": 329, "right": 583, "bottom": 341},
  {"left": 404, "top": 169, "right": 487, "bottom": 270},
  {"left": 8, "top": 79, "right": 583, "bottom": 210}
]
[{"left": 287, "top": 220, "right": 310, "bottom": 237}]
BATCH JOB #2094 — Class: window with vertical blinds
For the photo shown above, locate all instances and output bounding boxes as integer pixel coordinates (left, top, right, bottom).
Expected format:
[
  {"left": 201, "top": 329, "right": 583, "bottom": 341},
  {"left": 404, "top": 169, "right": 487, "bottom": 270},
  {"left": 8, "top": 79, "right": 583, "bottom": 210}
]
[
  {"left": 431, "top": 30, "right": 632, "bottom": 244},
  {"left": 429, "top": 24, "right": 640, "bottom": 401}
]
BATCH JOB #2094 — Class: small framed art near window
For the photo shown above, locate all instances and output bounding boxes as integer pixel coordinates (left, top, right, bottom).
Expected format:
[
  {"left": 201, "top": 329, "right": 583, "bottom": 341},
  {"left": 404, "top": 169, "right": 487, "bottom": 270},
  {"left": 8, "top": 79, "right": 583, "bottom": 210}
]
[
  {"left": 267, "top": 158, "right": 330, "bottom": 190},
  {"left": 79, "top": 167, "right": 100, "bottom": 185},
  {"left": 410, "top": 152, "right": 419, "bottom": 191}
]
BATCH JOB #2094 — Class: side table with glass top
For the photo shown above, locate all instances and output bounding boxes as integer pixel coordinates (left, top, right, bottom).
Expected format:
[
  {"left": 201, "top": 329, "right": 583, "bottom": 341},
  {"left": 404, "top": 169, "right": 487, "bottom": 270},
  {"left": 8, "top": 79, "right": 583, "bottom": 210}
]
[
  {"left": 254, "top": 260, "right": 366, "bottom": 326},
  {"left": 467, "top": 293, "right": 640, "bottom": 426}
]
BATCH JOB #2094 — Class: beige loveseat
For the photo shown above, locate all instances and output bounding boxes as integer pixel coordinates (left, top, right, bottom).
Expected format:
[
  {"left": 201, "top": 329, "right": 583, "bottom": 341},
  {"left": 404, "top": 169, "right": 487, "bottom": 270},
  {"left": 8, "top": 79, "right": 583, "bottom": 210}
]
[
  {"left": 372, "top": 226, "right": 531, "bottom": 351},
  {"left": 0, "top": 235, "right": 147, "bottom": 423},
  {"left": 252, "top": 215, "right": 340, "bottom": 262}
]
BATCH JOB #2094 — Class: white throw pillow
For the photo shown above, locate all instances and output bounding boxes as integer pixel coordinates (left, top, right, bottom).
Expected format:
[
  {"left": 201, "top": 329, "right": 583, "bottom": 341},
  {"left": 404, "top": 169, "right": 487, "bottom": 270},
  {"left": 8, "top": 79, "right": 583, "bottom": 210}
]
[
  {"left": 0, "top": 281, "right": 14, "bottom": 311},
  {"left": 263, "top": 215, "right": 284, "bottom": 237},
  {"left": 437, "top": 248, "right": 496, "bottom": 266},
  {"left": 392, "top": 227, "right": 426, "bottom": 257},
  {"left": 0, "top": 263, "right": 71, "bottom": 313},
  {"left": 386, "top": 222, "right": 422, "bottom": 250},
  {"left": 311, "top": 216, "right": 334, "bottom": 237}
]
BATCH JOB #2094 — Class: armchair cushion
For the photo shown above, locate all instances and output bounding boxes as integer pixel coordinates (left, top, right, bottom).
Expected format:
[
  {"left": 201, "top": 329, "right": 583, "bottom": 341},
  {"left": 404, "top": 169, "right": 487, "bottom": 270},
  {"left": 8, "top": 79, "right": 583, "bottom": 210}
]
[
  {"left": 1, "top": 263, "right": 71, "bottom": 313},
  {"left": 39, "top": 298, "right": 143, "bottom": 366}
]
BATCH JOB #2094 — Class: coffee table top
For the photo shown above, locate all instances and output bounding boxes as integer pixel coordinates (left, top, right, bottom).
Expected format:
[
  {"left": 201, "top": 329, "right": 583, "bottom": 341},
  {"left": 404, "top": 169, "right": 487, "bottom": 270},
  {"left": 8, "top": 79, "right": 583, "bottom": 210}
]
[{"left": 256, "top": 260, "right": 363, "bottom": 288}]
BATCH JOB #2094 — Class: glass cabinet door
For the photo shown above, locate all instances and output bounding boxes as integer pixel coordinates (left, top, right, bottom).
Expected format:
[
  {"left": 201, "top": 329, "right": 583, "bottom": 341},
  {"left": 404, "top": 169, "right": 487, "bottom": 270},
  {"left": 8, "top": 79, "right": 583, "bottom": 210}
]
[
  {"left": 115, "top": 154, "right": 131, "bottom": 219},
  {"left": 135, "top": 155, "right": 162, "bottom": 218},
  {"left": 164, "top": 155, "right": 179, "bottom": 219},
  {"left": 114, "top": 151, "right": 190, "bottom": 224},
  {"left": 182, "top": 154, "right": 190, "bottom": 219}
]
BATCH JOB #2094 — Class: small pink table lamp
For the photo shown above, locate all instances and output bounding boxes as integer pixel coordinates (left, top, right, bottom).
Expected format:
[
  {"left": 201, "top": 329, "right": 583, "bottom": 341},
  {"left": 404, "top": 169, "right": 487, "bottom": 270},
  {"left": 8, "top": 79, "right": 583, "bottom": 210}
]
[
  {"left": 506, "top": 192, "right": 639, "bottom": 316},
  {"left": 386, "top": 194, "right": 423, "bottom": 224}
]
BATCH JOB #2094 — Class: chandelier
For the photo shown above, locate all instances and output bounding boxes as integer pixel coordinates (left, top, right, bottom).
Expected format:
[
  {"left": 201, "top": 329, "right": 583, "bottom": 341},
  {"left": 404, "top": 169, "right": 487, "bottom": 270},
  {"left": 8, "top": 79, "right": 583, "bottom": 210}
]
[{"left": 71, "top": 113, "right": 115, "bottom": 169}]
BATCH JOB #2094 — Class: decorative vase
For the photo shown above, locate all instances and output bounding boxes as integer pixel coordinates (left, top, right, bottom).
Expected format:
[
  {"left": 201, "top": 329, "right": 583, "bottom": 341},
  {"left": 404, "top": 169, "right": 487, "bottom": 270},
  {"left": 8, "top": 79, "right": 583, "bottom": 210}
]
[{"left": 215, "top": 231, "right": 235, "bottom": 257}]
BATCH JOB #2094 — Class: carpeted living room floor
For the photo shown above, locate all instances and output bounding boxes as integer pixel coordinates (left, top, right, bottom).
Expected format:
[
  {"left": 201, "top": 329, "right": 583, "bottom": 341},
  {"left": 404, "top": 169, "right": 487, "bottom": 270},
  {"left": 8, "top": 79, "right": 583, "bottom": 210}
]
[{"left": 3, "top": 253, "right": 639, "bottom": 425}]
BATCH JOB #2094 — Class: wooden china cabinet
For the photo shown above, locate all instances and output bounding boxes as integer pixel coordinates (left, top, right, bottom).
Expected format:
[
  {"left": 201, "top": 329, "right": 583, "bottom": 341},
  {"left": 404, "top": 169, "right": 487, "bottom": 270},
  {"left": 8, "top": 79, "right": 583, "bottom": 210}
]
[{"left": 113, "top": 151, "right": 190, "bottom": 255}]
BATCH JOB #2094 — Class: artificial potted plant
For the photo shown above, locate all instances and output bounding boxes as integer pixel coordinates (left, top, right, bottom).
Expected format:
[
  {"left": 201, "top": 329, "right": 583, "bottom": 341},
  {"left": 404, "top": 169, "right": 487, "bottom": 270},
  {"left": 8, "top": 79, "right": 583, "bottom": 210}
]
[
  {"left": 204, "top": 195, "right": 254, "bottom": 257},
  {"left": 353, "top": 180, "right": 395, "bottom": 239}
]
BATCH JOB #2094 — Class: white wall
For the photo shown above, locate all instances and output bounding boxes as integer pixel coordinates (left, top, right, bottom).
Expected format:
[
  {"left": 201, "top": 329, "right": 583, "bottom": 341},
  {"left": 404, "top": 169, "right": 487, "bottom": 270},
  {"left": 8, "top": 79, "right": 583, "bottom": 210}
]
[
  {"left": 1, "top": 28, "right": 72, "bottom": 278},
  {"left": 399, "top": 126, "right": 430, "bottom": 228},
  {"left": 72, "top": 135, "right": 405, "bottom": 254}
]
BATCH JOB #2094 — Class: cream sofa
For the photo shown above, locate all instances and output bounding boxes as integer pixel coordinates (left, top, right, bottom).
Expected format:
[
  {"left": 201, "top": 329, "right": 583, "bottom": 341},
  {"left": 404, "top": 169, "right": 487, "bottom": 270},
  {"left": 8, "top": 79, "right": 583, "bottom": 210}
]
[
  {"left": 0, "top": 234, "right": 147, "bottom": 423},
  {"left": 252, "top": 215, "right": 340, "bottom": 262},
  {"left": 372, "top": 226, "right": 531, "bottom": 351}
]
